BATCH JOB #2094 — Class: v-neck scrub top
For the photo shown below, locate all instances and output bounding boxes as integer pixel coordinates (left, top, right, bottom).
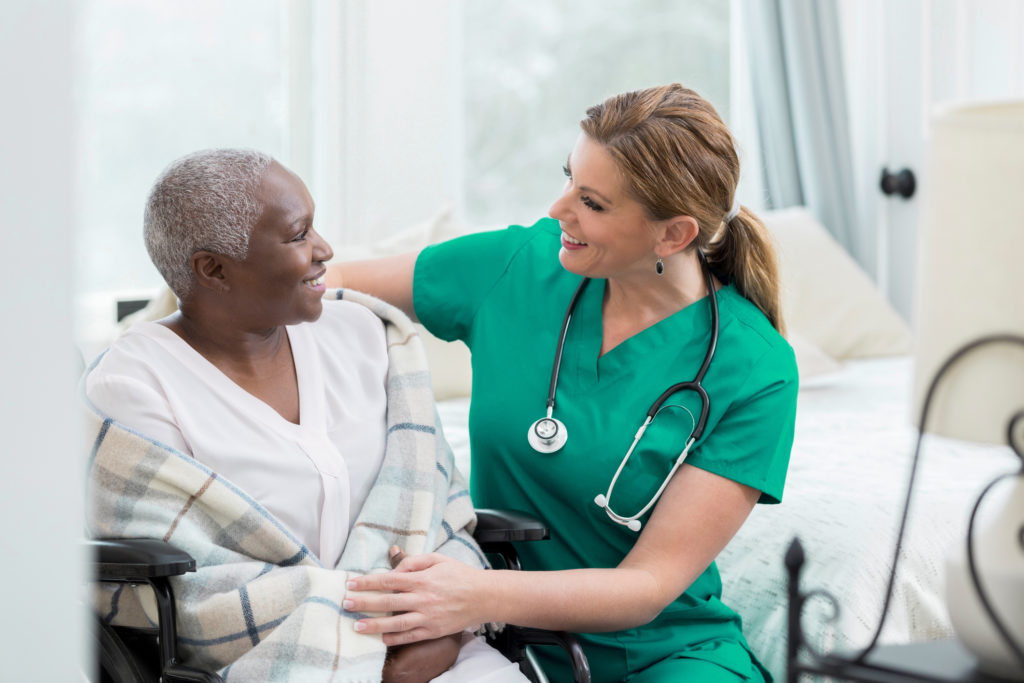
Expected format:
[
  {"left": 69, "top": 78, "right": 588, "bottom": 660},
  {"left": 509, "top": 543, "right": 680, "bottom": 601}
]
[
  {"left": 414, "top": 218, "right": 798, "bottom": 682},
  {"left": 85, "top": 300, "right": 390, "bottom": 569}
]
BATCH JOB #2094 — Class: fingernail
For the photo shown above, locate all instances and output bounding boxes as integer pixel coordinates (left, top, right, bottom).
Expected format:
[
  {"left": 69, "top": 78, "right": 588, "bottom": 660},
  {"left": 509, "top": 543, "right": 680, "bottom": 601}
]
[
  {"left": 346, "top": 580, "right": 357, "bottom": 590},
  {"left": 389, "top": 545, "right": 401, "bottom": 557},
  {"left": 343, "top": 599, "right": 354, "bottom": 610},
  {"left": 354, "top": 621, "right": 366, "bottom": 632}
]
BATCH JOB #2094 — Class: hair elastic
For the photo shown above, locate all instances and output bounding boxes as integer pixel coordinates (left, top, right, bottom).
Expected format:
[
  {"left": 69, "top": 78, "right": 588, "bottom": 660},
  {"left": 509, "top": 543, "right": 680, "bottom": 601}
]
[{"left": 725, "top": 196, "right": 741, "bottom": 223}]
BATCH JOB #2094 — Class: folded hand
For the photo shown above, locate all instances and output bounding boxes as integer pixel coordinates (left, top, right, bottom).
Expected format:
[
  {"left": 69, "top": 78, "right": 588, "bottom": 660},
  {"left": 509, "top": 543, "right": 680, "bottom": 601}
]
[{"left": 381, "top": 632, "right": 463, "bottom": 683}]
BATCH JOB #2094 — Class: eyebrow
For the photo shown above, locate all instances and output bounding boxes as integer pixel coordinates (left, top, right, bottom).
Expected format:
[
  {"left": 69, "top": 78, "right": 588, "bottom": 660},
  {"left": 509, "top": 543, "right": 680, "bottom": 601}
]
[
  {"left": 288, "top": 206, "right": 315, "bottom": 227},
  {"left": 565, "top": 155, "right": 614, "bottom": 206}
]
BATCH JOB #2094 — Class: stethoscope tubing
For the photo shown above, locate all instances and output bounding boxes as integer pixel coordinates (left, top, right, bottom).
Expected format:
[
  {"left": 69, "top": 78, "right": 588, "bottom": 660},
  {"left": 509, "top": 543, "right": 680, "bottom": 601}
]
[
  {"left": 646, "top": 255, "right": 719, "bottom": 439},
  {"left": 532, "top": 251, "right": 721, "bottom": 531},
  {"left": 545, "top": 277, "right": 591, "bottom": 414}
]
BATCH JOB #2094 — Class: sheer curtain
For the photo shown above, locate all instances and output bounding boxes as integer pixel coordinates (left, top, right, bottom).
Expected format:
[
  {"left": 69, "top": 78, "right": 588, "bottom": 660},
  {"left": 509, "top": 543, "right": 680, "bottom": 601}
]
[
  {"left": 741, "top": 0, "right": 868, "bottom": 274},
  {"left": 305, "top": 0, "right": 734, "bottom": 242}
]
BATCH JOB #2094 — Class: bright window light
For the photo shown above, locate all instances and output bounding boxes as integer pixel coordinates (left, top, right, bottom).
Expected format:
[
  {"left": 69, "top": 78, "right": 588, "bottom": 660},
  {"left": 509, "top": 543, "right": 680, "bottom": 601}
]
[{"left": 461, "top": 0, "right": 731, "bottom": 227}]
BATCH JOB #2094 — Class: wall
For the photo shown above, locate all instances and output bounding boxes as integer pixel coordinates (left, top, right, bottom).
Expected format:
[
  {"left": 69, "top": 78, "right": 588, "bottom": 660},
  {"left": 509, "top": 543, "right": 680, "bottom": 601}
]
[
  {"left": 0, "top": 2, "right": 87, "bottom": 678},
  {"left": 297, "top": 0, "right": 463, "bottom": 247},
  {"left": 839, "top": 0, "right": 1024, "bottom": 320}
]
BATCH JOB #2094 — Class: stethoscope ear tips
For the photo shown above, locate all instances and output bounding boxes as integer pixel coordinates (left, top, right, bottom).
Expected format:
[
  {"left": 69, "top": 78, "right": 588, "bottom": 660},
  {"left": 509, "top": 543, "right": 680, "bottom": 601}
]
[{"left": 594, "top": 495, "right": 642, "bottom": 531}]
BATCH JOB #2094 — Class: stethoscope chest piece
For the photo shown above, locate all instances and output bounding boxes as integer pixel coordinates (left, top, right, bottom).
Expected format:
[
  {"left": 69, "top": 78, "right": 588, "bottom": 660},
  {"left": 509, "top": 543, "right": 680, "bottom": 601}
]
[{"left": 528, "top": 416, "right": 568, "bottom": 453}]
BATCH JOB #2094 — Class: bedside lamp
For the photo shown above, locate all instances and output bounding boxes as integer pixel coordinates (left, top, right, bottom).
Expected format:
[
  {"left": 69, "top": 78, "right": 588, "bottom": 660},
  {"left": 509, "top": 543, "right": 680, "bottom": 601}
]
[{"left": 912, "top": 100, "right": 1024, "bottom": 679}]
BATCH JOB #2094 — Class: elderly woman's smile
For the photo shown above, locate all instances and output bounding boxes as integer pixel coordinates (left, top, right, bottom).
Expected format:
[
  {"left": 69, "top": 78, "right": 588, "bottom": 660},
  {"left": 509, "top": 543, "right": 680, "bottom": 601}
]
[{"left": 303, "top": 273, "right": 327, "bottom": 289}]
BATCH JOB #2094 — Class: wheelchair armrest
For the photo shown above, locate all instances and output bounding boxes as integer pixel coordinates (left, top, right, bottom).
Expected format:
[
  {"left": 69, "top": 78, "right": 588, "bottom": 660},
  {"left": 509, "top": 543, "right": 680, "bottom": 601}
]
[
  {"left": 473, "top": 509, "right": 550, "bottom": 544},
  {"left": 90, "top": 538, "right": 196, "bottom": 580},
  {"left": 89, "top": 539, "right": 215, "bottom": 680}
]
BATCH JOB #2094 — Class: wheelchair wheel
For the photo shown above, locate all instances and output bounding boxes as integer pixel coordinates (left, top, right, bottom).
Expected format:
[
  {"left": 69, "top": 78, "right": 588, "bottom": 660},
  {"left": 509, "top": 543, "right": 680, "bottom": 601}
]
[{"left": 92, "top": 619, "right": 151, "bottom": 683}]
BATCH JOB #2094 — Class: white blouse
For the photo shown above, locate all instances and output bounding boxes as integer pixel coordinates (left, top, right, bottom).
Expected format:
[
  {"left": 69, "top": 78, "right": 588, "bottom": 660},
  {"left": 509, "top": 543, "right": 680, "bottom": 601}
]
[{"left": 86, "top": 300, "right": 389, "bottom": 568}]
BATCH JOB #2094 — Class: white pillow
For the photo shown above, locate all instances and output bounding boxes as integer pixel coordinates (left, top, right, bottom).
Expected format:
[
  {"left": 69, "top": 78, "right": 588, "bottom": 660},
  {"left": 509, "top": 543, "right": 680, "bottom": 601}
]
[
  {"left": 788, "top": 331, "right": 842, "bottom": 382},
  {"left": 416, "top": 327, "right": 473, "bottom": 401},
  {"left": 117, "top": 287, "right": 178, "bottom": 332},
  {"left": 764, "top": 207, "right": 912, "bottom": 360}
]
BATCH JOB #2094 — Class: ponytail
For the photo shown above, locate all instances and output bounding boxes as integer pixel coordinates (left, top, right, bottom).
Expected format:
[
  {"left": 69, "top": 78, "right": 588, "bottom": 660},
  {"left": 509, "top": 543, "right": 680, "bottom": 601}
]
[
  {"left": 580, "top": 84, "right": 785, "bottom": 333},
  {"left": 705, "top": 206, "right": 785, "bottom": 335}
]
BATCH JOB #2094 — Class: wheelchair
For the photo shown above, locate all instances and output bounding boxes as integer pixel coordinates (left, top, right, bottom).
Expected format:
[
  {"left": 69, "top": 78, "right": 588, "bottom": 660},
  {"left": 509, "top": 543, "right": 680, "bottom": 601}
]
[{"left": 90, "top": 509, "right": 591, "bottom": 683}]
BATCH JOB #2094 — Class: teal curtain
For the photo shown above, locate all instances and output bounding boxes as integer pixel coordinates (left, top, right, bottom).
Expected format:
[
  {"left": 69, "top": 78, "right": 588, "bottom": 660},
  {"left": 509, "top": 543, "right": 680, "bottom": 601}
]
[{"left": 743, "top": 0, "right": 868, "bottom": 274}]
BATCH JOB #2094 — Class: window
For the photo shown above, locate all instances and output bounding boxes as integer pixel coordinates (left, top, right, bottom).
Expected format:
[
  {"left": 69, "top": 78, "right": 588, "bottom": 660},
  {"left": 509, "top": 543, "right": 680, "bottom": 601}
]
[
  {"left": 460, "top": 1, "right": 731, "bottom": 227},
  {"left": 73, "top": 0, "right": 735, "bottom": 354},
  {"left": 76, "top": 0, "right": 287, "bottom": 297}
]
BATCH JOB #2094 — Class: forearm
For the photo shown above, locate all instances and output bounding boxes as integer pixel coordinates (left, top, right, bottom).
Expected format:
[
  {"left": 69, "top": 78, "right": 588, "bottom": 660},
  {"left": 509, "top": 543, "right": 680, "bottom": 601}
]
[
  {"left": 478, "top": 566, "right": 666, "bottom": 632},
  {"left": 346, "top": 470, "right": 759, "bottom": 644}
]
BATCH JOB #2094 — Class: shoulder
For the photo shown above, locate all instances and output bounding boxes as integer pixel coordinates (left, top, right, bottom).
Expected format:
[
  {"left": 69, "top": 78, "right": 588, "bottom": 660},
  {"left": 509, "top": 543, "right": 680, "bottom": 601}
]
[
  {"left": 411, "top": 218, "right": 565, "bottom": 339},
  {"left": 717, "top": 286, "right": 798, "bottom": 391},
  {"left": 419, "top": 217, "right": 561, "bottom": 273},
  {"left": 88, "top": 323, "right": 175, "bottom": 384},
  {"left": 503, "top": 217, "right": 561, "bottom": 264},
  {"left": 85, "top": 324, "right": 179, "bottom": 415}
]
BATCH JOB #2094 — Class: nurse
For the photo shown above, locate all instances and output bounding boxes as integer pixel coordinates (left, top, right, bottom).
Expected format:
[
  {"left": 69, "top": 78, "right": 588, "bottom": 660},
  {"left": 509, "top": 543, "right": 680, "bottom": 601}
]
[{"left": 334, "top": 84, "right": 798, "bottom": 683}]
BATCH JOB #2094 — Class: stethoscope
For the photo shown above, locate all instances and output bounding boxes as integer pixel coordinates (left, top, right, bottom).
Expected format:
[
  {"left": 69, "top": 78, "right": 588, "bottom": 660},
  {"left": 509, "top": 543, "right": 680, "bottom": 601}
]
[{"left": 527, "top": 252, "right": 720, "bottom": 532}]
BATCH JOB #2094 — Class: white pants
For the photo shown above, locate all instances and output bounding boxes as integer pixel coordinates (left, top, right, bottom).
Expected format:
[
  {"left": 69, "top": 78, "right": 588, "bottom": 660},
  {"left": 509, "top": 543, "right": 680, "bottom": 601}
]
[{"left": 430, "top": 633, "right": 530, "bottom": 683}]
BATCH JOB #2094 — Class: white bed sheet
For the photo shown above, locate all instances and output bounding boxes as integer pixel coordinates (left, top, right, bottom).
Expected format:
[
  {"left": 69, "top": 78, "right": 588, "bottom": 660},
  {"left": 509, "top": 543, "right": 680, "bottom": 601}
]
[{"left": 435, "top": 357, "right": 1017, "bottom": 680}]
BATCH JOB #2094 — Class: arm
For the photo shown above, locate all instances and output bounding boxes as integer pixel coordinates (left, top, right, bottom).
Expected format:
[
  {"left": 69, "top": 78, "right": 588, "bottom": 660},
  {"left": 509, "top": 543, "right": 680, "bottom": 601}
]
[
  {"left": 346, "top": 464, "right": 759, "bottom": 645},
  {"left": 326, "top": 252, "right": 420, "bottom": 321}
]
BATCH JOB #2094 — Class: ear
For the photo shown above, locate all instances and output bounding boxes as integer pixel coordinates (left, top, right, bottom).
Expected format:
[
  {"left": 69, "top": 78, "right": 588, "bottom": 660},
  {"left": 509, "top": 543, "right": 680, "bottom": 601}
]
[
  {"left": 654, "top": 215, "right": 700, "bottom": 257},
  {"left": 190, "top": 250, "right": 231, "bottom": 293}
]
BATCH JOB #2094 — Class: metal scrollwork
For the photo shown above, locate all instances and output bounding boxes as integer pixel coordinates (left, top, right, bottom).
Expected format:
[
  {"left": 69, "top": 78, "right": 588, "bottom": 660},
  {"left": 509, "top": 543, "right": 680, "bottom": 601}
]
[{"left": 784, "top": 538, "right": 846, "bottom": 669}]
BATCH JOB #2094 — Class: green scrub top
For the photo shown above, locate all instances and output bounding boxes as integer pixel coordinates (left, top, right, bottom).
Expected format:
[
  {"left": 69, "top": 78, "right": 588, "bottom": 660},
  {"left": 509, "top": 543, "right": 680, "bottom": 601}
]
[{"left": 414, "top": 218, "right": 798, "bottom": 683}]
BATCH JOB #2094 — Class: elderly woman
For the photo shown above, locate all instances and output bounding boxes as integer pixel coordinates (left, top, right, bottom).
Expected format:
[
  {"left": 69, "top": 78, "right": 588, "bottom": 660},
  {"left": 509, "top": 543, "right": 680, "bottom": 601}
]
[{"left": 84, "top": 149, "right": 526, "bottom": 683}]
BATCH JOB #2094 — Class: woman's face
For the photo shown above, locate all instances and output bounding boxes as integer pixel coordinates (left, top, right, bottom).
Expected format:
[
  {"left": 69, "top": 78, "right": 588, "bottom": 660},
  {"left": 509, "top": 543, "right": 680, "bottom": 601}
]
[
  {"left": 548, "top": 133, "right": 658, "bottom": 280},
  {"left": 226, "top": 161, "right": 333, "bottom": 327}
]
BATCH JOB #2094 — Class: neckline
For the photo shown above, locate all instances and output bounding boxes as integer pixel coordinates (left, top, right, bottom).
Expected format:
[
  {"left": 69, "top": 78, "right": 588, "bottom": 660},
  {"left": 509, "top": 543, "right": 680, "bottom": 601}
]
[
  {"left": 571, "top": 280, "right": 734, "bottom": 385},
  {"left": 135, "top": 321, "right": 324, "bottom": 435}
]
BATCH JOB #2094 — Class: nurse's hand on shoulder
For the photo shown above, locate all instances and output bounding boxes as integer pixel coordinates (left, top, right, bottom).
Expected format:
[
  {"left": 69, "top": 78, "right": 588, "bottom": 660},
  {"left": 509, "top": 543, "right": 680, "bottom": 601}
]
[{"left": 346, "top": 549, "right": 488, "bottom": 646}]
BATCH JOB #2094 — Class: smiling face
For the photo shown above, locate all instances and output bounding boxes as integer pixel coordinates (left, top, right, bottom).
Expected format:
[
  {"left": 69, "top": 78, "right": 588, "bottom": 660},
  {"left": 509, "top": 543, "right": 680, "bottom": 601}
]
[
  {"left": 224, "top": 161, "right": 334, "bottom": 327},
  {"left": 548, "top": 134, "right": 660, "bottom": 280}
]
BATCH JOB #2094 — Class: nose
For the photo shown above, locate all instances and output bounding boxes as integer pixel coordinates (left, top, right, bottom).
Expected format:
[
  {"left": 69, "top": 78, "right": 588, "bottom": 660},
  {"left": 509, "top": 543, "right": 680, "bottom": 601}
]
[
  {"left": 311, "top": 228, "right": 334, "bottom": 263},
  {"left": 548, "top": 183, "right": 573, "bottom": 222}
]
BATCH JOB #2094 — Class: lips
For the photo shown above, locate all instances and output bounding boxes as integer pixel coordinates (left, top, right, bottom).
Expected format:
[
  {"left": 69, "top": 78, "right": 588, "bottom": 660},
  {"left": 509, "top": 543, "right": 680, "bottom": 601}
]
[
  {"left": 303, "top": 270, "right": 326, "bottom": 288},
  {"left": 561, "top": 231, "right": 588, "bottom": 252}
]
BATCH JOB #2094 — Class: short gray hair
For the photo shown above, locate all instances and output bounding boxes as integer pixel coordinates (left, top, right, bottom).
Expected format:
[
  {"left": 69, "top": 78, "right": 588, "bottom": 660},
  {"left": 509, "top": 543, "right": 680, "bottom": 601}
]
[{"left": 144, "top": 148, "right": 274, "bottom": 298}]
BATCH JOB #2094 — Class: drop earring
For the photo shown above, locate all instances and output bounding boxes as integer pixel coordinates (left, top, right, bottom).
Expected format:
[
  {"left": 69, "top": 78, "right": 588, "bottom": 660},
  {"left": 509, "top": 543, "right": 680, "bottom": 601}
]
[{"left": 655, "top": 257, "right": 664, "bottom": 275}]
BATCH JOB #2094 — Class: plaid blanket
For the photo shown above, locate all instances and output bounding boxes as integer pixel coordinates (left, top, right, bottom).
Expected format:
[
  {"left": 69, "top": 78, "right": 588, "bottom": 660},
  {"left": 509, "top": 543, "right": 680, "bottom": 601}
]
[{"left": 86, "top": 289, "right": 486, "bottom": 682}]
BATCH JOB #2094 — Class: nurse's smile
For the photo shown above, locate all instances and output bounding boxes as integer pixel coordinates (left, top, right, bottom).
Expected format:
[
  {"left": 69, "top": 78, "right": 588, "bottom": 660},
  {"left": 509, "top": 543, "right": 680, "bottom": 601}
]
[{"left": 561, "top": 232, "right": 588, "bottom": 250}]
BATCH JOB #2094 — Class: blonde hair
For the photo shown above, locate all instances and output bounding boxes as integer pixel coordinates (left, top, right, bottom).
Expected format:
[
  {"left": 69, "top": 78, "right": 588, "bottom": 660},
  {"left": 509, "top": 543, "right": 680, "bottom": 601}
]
[{"left": 580, "top": 84, "right": 784, "bottom": 333}]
